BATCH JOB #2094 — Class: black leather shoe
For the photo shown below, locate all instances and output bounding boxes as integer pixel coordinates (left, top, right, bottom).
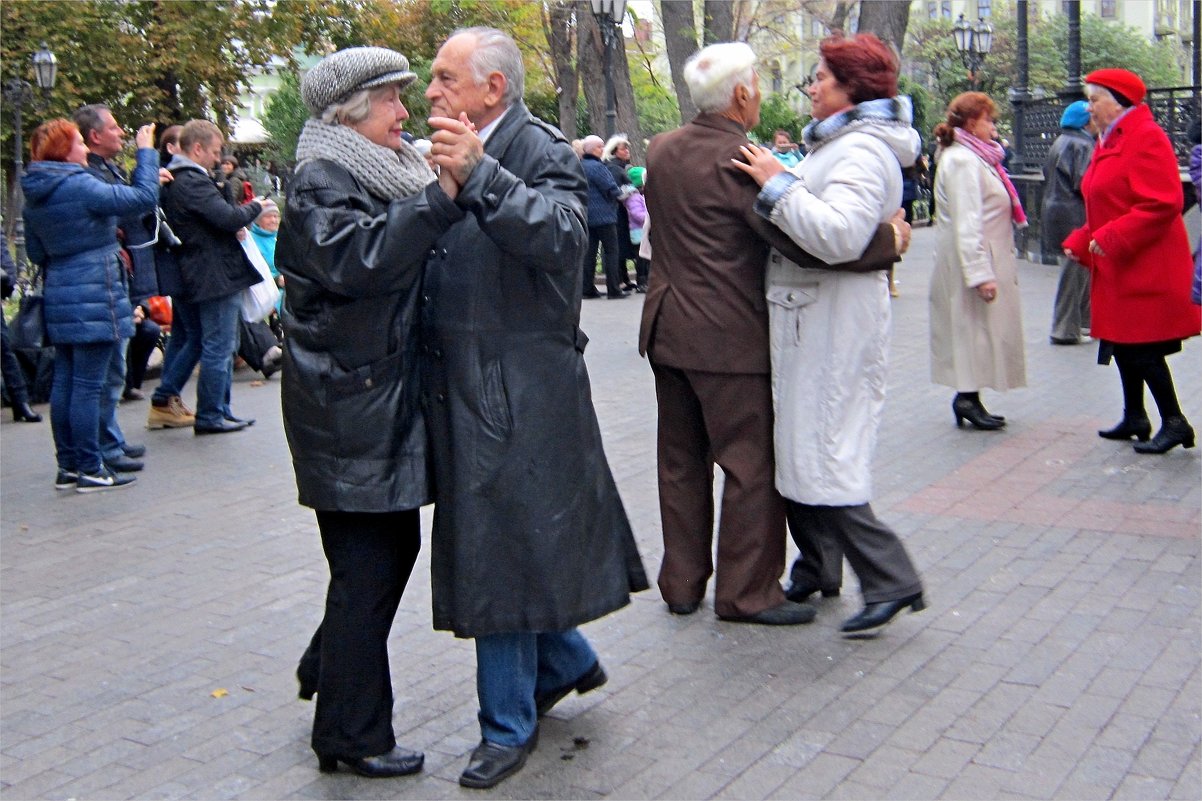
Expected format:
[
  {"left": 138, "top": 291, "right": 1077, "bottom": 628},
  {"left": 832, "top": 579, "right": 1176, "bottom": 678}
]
[
  {"left": 953, "top": 395, "right": 1005, "bottom": 430},
  {"left": 535, "top": 661, "right": 607, "bottom": 717},
  {"left": 225, "top": 414, "right": 255, "bottom": 426},
  {"left": 583, "top": 290, "right": 602, "bottom": 299},
  {"left": 841, "top": 592, "right": 926, "bottom": 634},
  {"left": 317, "top": 745, "right": 424, "bottom": 777},
  {"left": 194, "top": 420, "right": 249, "bottom": 435},
  {"left": 666, "top": 600, "right": 701, "bottom": 615},
  {"left": 122, "top": 442, "right": 146, "bottom": 458},
  {"left": 104, "top": 454, "right": 145, "bottom": 473},
  {"left": 784, "top": 582, "right": 841, "bottom": 603},
  {"left": 12, "top": 402, "right": 42, "bottom": 422},
  {"left": 1049, "top": 336, "right": 1083, "bottom": 345},
  {"left": 1099, "top": 413, "right": 1152, "bottom": 442},
  {"left": 719, "top": 600, "right": 816, "bottom": 625},
  {"left": 459, "top": 732, "right": 537, "bottom": 789},
  {"left": 1133, "top": 416, "right": 1195, "bottom": 454}
]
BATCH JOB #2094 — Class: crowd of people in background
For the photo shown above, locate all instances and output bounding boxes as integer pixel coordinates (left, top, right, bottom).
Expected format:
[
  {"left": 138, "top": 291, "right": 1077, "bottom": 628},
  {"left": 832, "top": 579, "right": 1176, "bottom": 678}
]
[{"left": 2, "top": 23, "right": 1199, "bottom": 794}]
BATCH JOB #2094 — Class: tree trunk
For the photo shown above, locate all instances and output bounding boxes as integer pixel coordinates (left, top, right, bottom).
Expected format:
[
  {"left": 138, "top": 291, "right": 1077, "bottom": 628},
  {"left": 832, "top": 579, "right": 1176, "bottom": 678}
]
[
  {"left": 702, "top": 0, "right": 734, "bottom": 44},
  {"left": 659, "top": 0, "right": 699, "bottom": 123},
  {"left": 544, "top": 0, "right": 578, "bottom": 139},
  {"left": 830, "top": 0, "right": 854, "bottom": 34},
  {"left": 577, "top": 4, "right": 645, "bottom": 162},
  {"left": 857, "top": 0, "right": 912, "bottom": 54}
]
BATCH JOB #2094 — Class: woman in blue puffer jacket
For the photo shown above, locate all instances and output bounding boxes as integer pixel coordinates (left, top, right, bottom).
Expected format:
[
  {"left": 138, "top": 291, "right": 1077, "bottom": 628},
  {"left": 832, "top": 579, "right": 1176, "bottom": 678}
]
[{"left": 21, "top": 118, "right": 158, "bottom": 493}]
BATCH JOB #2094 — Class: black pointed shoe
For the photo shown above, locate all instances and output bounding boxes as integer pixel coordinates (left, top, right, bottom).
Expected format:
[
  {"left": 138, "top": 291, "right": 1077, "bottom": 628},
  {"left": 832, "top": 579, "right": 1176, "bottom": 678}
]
[
  {"left": 953, "top": 395, "right": 1005, "bottom": 430},
  {"left": 1133, "top": 416, "right": 1196, "bottom": 455},
  {"left": 12, "top": 402, "right": 42, "bottom": 422},
  {"left": 459, "top": 730, "right": 538, "bottom": 789},
  {"left": 317, "top": 745, "right": 424, "bottom": 777},
  {"left": 535, "top": 661, "right": 607, "bottom": 717},
  {"left": 784, "top": 582, "right": 841, "bottom": 603},
  {"left": 1098, "top": 412, "right": 1152, "bottom": 442},
  {"left": 841, "top": 592, "right": 926, "bottom": 635},
  {"left": 719, "top": 600, "right": 817, "bottom": 625}
]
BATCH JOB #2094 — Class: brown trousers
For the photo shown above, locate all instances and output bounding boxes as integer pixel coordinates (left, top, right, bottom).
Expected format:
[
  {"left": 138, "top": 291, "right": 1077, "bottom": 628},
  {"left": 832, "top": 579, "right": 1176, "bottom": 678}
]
[{"left": 651, "top": 362, "right": 786, "bottom": 618}]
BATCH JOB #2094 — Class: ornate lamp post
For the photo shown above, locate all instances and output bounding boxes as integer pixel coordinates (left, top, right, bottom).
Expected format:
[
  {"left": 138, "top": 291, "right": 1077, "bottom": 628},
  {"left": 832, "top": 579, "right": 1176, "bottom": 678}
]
[
  {"left": 4, "top": 42, "right": 58, "bottom": 279},
  {"left": 589, "top": 0, "right": 627, "bottom": 140},
  {"left": 952, "top": 14, "right": 993, "bottom": 90}
]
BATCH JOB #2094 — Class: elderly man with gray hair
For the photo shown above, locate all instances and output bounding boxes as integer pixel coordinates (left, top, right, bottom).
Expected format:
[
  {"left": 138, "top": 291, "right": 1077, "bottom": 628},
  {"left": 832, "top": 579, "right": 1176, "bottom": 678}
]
[{"left": 639, "top": 42, "right": 900, "bottom": 627}]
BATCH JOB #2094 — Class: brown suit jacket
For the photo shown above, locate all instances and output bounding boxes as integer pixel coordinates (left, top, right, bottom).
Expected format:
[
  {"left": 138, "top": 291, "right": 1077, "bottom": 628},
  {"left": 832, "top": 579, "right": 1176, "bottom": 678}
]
[{"left": 639, "top": 112, "right": 897, "bottom": 374}]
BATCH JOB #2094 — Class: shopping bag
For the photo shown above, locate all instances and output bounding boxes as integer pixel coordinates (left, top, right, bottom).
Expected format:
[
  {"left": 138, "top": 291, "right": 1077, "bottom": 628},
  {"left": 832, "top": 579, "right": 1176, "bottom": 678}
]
[{"left": 240, "top": 231, "right": 280, "bottom": 323}]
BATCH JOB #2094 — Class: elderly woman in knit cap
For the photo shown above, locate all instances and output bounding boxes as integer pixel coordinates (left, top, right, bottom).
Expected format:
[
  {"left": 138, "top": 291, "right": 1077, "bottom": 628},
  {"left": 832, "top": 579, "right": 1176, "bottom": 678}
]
[
  {"left": 276, "top": 46, "right": 467, "bottom": 778},
  {"left": 1063, "top": 68, "right": 1201, "bottom": 454},
  {"left": 1042, "top": 99, "right": 1095, "bottom": 345}
]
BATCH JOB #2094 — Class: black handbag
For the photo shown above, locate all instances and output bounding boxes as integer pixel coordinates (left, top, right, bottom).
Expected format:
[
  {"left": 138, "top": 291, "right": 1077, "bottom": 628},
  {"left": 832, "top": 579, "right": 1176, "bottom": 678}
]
[{"left": 9, "top": 291, "right": 47, "bottom": 350}]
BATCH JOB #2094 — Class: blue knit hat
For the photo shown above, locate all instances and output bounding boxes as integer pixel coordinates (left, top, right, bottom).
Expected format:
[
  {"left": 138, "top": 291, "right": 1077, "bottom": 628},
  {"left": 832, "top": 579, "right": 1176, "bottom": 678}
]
[{"left": 1059, "top": 100, "right": 1090, "bottom": 130}]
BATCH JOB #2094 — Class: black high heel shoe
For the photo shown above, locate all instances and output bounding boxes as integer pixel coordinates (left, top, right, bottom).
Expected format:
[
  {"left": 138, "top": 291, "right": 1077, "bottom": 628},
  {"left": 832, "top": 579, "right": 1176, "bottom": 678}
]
[
  {"left": 12, "top": 402, "right": 42, "bottom": 423},
  {"left": 952, "top": 395, "right": 1004, "bottom": 430},
  {"left": 1133, "top": 416, "right": 1195, "bottom": 454},
  {"left": 841, "top": 592, "right": 926, "bottom": 634},
  {"left": 1099, "top": 412, "right": 1152, "bottom": 442},
  {"left": 317, "top": 745, "right": 424, "bottom": 777}
]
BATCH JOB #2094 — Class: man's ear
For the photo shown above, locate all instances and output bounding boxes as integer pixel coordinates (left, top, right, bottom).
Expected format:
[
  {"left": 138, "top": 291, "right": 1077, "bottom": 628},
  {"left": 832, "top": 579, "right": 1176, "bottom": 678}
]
[{"left": 485, "top": 71, "right": 507, "bottom": 108}]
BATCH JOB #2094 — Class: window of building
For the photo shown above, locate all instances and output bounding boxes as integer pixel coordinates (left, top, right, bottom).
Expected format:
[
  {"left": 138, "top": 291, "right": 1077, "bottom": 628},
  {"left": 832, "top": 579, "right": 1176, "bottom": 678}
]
[
  {"left": 1100, "top": 0, "right": 1116, "bottom": 18},
  {"left": 942, "top": 1, "right": 953, "bottom": 19},
  {"left": 978, "top": 0, "right": 992, "bottom": 17},
  {"left": 771, "top": 64, "right": 782, "bottom": 94},
  {"left": 928, "top": 1, "right": 938, "bottom": 18},
  {"left": 811, "top": 16, "right": 825, "bottom": 37}
]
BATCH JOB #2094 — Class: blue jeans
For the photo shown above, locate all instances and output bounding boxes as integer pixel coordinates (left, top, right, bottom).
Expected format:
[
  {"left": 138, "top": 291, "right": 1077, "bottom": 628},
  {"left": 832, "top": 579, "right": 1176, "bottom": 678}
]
[
  {"left": 100, "top": 337, "right": 130, "bottom": 461},
  {"left": 152, "top": 298, "right": 202, "bottom": 404},
  {"left": 50, "top": 341, "right": 117, "bottom": 474},
  {"left": 194, "top": 292, "right": 240, "bottom": 428},
  {"left": 474, "top": 630, "right": 597, "bottom": 747}
]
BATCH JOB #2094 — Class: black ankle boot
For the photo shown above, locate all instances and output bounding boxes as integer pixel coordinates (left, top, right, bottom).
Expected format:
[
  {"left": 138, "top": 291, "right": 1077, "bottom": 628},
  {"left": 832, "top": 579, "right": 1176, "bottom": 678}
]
[
  {"left": 1133, "top": 416, "right": 1195, "bottom": 454},
  {"left": 953, "top": 394, "right": 1004, "bottom": 430},
  {"left": 12, "top": 402, "right": 42, "bottom": 423},
  {"left": 1098, "top": 411, "right": 1152, "bottom": 441}
]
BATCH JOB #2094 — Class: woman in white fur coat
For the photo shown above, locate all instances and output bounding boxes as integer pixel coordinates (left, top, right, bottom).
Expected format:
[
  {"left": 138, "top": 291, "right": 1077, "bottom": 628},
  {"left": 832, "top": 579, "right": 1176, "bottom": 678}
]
[{"left": 735, "top": 33, "right": 925, "bottom": 636}]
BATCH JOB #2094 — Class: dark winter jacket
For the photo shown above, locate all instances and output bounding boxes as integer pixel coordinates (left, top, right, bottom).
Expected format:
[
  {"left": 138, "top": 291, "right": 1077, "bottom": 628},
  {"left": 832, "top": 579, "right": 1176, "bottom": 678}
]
[
  {"left": 582, "top": 153, "right": 620, "bottom": 227},
  {"left": 422, "top": 102, "right": 649, "bottom": 638},
  {"left": 86, "top": 153, "right": 159, "bottom": 304},
  {"left": 21, "top": 150, "right": 158, "bottom": 344},
  {"left": 275, "top": 156, "right": 461, "bottom": 512},
  {"left": 160, "top": 156, "right": 262, "bottom": 302},
  {"left": 1040, "top": 127, "right": 1094, "bottom": 255}
]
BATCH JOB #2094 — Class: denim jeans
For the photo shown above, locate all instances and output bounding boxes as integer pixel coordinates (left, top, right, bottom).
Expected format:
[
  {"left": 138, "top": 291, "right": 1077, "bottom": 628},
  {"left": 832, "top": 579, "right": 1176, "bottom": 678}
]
[
  {"left": 194, "top": 292, "right": 240, "bottom": 428},
  {"left": 50, "top": 341, "right": 117, "bottom": 474},
  {"left": 152, "top": 298, "right": 202, "bottom": 404},
  {"left": 100, "top": 337, "right": 130, "bottom": 461},
  {"left": 474, "top": 629, "right": 597, "bottom": 747}
]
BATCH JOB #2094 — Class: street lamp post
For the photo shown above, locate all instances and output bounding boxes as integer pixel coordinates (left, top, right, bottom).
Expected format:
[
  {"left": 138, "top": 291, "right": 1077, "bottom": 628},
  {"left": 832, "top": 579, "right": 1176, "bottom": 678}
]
[
  {"left": 952, "top": 14, "right": 993, "bottom": 90},
  {"left": 589, "top": 0, "right": 627, "bottom": 140},
  {"left": 4, "top": 42, "right": 58, "bottom": 281}
]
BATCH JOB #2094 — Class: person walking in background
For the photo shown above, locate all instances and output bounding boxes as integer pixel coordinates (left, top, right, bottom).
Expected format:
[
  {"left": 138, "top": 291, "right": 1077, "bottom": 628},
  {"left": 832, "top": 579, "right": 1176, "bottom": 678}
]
[
  {"left": 624, "top": 166, "right": 649, "bottom": 292},
  {"left": 641, "top": 41, "right": 899, "bottom": 627},
  {"left": 422, "top": 27, "right": 647, "bottom": 788},
  {"left": 1063, "top": 69, "right": 1200, "bottom": 454},
  {"left": 159, "top": 119, "right": 263, "bottom": 435},
  {"left": 277, "top": 45, "right": 448, "bottom": 779},
  {"left": 602, "top": 134, "right": 638, "bottom": 292},
  {"left": 929, "top": 92, "right": 1027, "bottom": 431},
  {"left": 734, "top": 33, "right": 923, "bottom": 636},
  {"left": 770, "top": 128, "right": 802, "bottom": 168},
  {"left": 580, "top": 134, "right": 626, "bottom": 299},
  {"left": 1, "top": 231, "right": 42, "bottom": 423},
  {"left": 1043, "top": 100, "right": 1096, "bottom": 346},
  {"left": 21, "top": 118, "right": 158, "bottom": 492}
]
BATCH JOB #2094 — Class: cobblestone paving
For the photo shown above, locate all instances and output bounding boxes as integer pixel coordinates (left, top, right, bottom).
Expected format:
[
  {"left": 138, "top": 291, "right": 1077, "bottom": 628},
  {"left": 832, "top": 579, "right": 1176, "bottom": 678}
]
[{"left": 2, "top": 227, "right": 1198, "bottom": 800}]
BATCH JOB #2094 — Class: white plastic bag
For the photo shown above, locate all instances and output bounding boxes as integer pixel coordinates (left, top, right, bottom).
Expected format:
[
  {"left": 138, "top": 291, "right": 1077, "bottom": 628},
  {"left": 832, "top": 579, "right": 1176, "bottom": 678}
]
[{"left": 240, "top": 230, "right": 280, "bottom": 323}]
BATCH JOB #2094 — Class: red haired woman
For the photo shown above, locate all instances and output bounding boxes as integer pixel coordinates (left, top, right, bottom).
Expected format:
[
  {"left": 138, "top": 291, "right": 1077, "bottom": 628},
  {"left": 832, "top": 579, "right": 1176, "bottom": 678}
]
[
  {"left": 929, "top": 92, "right": 1027, "bottom": 430},
  {"left": 21, "top": 118, "right": 158, "bottom": 492},
  {"left": 734, "top": 33, "right": 925, "bottom": 635}
]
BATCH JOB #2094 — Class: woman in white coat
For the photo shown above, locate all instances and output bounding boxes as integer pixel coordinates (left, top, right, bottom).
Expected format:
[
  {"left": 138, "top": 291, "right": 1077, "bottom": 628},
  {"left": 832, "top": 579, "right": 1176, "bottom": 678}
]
[
  {"left": 929, "top": 92, "right": 1027, "bottom": 429},
  {"left": 735, "top": 33, "right": 925, "bottom": 636}
]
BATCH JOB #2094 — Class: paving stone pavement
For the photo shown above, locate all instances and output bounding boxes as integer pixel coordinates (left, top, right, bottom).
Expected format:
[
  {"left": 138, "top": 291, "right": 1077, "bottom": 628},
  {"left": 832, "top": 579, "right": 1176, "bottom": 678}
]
[{"left": 2, "top": 225, "right": 1199, "bottom": 801}]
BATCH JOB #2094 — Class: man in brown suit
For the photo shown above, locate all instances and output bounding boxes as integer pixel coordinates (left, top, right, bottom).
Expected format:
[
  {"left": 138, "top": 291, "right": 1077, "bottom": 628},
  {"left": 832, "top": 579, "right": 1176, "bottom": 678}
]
[{"left": 640, "top": 41, "right": 901, "bottom": 625}]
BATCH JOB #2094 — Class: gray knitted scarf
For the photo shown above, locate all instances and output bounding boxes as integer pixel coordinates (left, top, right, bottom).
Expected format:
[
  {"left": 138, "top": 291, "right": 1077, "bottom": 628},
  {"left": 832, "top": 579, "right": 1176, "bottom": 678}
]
[{"left": 295, "top": 119, "right": 434, "bottom": 200}]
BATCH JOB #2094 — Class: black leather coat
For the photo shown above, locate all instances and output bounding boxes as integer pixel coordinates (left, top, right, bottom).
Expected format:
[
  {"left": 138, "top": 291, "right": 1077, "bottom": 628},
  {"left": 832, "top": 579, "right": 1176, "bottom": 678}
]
[
  {"left": 1040, "top": 128, "right": 1094, "bottom": 254},
  {"left": 276, "top": 157, "right": 463, "bottom": 512},
  {"left": 422, "top": 103, "right": 649, "bottom": 638}
]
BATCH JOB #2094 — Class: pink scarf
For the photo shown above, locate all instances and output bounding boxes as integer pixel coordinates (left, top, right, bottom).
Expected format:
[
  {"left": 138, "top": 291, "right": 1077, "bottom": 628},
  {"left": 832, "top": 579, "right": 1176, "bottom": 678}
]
[{"left": 953, "top": 127, "right": 1027, "bottom": 225}]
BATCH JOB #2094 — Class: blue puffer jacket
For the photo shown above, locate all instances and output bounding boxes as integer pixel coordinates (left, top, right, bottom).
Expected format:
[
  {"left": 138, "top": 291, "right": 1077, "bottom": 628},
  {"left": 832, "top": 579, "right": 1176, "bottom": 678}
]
[
  {"left": 21, "top": 148, "right": 159, "bottom": 344},
  {"left": 582, "top": 154, "right": 620, "bottom": 227}
]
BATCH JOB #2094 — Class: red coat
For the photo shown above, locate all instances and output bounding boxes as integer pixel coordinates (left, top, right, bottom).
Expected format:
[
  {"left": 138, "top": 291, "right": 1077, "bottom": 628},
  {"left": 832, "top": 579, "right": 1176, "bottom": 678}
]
[{"left": 1063, "top": 104, "right": 1200, "bottom": 344}]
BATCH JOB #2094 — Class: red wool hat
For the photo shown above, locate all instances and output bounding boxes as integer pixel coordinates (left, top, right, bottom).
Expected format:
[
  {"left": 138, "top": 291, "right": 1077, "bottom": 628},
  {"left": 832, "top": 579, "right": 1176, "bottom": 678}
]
[{"left": 1084, "top": 68, "right": 1146, "bottom": 105}]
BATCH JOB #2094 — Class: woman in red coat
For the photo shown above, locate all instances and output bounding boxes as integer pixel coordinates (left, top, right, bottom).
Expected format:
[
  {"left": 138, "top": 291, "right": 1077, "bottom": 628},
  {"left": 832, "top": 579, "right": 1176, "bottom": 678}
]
[{"left": 1063, "top": 68, "right": 1201, "bottom": 454}]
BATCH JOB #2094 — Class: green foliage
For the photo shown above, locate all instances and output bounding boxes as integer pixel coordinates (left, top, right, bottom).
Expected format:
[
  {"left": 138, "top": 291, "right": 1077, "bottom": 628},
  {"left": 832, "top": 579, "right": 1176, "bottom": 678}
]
[
  {"left": 897, "top": 75, "right": 933, "bottom": 148},
  {"left": 261, "top": 72, "right": 308, "bottom": 165},
  {"left": 750, "top": 94, "right": 806, "bottom": 145},
  {"left": 629, "top": 58, "right": 681, "bottom": 139}
]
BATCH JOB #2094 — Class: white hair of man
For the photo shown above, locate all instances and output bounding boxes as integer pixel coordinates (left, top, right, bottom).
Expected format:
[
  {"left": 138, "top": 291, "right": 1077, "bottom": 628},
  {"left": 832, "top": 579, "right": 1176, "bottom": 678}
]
[
  {"left": 684, "top": 42, "right": 757, "bottom": 114},
  {"left": 601, "top": 134, "right": 629, "bottom": 161},
  {"left": 581, "top": 135, "right": 605, "bottom": 156},
  {"left": 452, "top": 26, "right": 525, "bottom": 106}
]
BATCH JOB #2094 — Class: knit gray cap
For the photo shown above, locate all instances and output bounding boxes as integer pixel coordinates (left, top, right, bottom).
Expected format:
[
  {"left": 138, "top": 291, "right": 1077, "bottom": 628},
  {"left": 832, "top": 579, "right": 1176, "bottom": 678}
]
[{"left": 302, "top": 47, "right": 417, "bottom": 116}]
